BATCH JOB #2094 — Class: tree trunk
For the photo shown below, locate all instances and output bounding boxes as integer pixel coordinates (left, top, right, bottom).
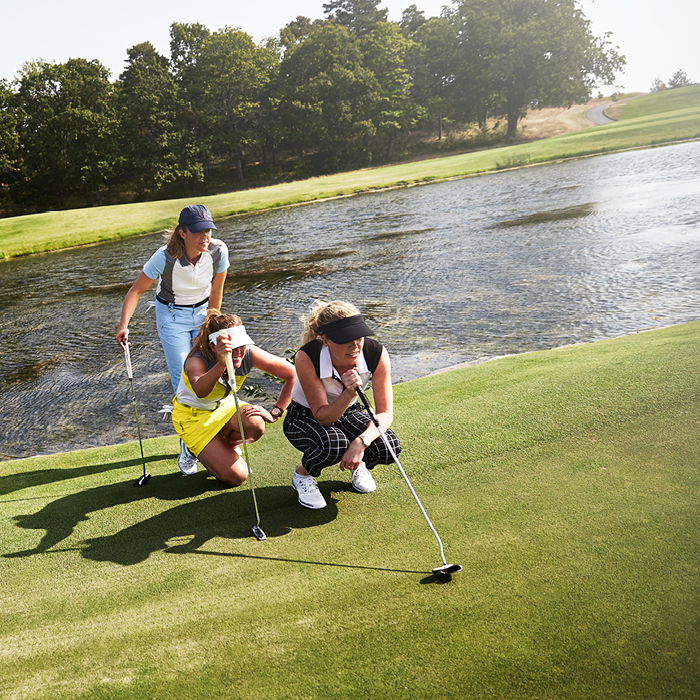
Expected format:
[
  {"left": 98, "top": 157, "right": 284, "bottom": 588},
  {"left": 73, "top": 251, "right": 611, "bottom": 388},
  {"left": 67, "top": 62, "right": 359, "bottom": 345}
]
[
  {"left": 438, "top": 114, "right": 443, "bottom": 141},
  {"left": 236, "top": 146, "right": 244, "bottom": 183},
  {"left": 506, "top": 111, "right": 519, "bottom": 138}
]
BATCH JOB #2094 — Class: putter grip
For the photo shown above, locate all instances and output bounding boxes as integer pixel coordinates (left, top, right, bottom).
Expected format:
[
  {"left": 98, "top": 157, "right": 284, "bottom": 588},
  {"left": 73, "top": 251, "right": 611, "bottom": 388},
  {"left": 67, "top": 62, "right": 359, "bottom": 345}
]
[{"left": 224, "top": 353, "right": 235, "bottom": 389}]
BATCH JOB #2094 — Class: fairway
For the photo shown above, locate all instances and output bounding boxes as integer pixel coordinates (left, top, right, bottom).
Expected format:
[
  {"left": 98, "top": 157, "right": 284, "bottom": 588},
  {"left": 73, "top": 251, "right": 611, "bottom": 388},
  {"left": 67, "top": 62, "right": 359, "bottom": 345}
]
[{"left": 2, "top": 322, "right": 699, "bottom": 699}]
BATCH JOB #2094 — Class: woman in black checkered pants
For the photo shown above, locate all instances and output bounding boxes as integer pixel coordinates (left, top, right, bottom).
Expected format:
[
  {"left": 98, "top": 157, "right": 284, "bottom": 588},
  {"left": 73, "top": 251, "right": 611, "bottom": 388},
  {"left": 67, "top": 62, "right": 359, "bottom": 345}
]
[{"left": 283, "top": 300, "right": 402, "bottom": 509}]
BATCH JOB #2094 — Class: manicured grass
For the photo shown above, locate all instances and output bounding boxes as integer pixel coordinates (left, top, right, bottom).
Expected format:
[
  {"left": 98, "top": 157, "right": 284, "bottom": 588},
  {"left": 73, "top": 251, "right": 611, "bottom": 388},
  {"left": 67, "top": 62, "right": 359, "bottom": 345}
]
[
  {"left": 2, "top": 322, "right": 699, "bottom": 699},
  {"left": 1, "top": 85, "right": 699, "bottom": 259}
]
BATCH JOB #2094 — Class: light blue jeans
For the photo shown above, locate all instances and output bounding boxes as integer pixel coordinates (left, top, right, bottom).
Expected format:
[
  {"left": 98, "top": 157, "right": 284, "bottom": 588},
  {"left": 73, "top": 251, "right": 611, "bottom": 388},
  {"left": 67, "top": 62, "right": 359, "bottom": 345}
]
[{"left": 155, "top": 300, "right": 209, "bottom": 394}]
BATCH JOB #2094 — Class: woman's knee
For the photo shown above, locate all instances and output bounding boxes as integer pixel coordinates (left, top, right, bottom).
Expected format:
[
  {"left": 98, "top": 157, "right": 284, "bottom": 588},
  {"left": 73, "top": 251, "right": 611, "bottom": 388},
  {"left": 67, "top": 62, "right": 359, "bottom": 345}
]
[{"left": 242, "top": 415, "right": 266, "bottom": 443}]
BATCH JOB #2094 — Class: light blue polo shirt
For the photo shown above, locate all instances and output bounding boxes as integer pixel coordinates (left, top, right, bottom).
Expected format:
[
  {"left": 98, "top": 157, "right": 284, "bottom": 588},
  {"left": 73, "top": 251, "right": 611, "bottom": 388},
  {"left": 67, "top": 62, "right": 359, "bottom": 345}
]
[{"left": 143, "top": 239, "right": 229, "bottom": 306}]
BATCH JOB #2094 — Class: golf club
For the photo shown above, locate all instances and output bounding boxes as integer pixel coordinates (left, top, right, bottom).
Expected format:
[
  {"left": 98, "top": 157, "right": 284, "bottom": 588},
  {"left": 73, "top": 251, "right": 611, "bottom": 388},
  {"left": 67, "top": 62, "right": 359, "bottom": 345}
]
[
  {"left": 225, "top": 352, "right": 267, "bottom": 541},
  {"left": 121, "top": 341, "right": 151, "bottom": 487},
  {"left": 356, "top": 386, "right": 462, "bottom": 576}
]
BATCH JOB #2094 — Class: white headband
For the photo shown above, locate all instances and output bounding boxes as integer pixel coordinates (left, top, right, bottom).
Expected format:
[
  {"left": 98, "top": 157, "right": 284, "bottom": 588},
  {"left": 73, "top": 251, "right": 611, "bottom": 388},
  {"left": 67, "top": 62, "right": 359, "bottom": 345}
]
[{"left": 208, "top": 326, "right": 256, "bottom": 347}]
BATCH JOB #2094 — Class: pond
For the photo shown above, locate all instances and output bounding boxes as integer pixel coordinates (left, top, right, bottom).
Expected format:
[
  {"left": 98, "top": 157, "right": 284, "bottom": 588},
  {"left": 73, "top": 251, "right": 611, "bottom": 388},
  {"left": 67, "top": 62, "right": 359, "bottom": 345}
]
[{"left": 1, "top": 140, "right": 699, "bottom": 460}]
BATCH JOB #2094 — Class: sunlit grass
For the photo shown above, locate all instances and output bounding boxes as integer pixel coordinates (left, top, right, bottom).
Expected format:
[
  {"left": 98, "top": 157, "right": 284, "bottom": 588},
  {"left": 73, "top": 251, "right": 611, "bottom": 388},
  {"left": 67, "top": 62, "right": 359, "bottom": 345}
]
[{"left": 1, "top": 322, "right": 699, "bottom": 699}]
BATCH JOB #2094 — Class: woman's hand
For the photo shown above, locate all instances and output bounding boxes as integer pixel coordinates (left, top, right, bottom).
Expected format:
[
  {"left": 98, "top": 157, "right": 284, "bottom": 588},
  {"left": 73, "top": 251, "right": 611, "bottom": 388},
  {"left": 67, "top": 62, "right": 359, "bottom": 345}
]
[
  {"left": 339, "top": 367, "right": 362, "bottom": 393},
  {"left": 339, "top": 438, "right": 365, "bottom": 472},
  {"left": 213, "top": 335, "right": 235, "bottom": 367},
  {"left": 238, "top": 404, "right": 275, "bottom": 423},
  {"left": 115, "top": 325, "right": 129, "bottom": 348}
]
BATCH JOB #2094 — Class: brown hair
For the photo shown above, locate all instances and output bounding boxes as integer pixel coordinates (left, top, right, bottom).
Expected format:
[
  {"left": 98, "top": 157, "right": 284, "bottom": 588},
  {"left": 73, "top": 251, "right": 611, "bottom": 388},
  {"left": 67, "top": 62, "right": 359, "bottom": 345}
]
[
  {"left": 300, "top": 300, "right": 361, "bottom": 344},
  {"left": 165, "top": 225, "right": 188, "bottom": 259},
  {"left": 189, "top": 310, "right": 243, "bottom": 365}
]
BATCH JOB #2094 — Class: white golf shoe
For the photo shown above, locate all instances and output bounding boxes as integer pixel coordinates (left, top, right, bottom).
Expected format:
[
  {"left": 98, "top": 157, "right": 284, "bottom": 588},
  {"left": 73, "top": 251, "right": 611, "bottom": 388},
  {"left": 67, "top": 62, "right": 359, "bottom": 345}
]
[
  {"left": 351, "top": 462, "right": 376, "bottom": 493},
  {"left": 292, "top": 467, "right": 327, "bottom": 509},
  {"left": 178, "top": 440, "right": 198, "bottom": 475}
]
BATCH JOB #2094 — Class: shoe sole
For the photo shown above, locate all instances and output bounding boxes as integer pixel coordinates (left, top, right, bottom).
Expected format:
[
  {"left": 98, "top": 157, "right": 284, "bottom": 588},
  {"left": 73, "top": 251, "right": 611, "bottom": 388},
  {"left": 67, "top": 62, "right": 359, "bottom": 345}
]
[
  {"left": 292, "top": 479, "right": 327, "bottom": 509},
  {"left": 352, "top": 482, "right": 376, "bottom": 493}
]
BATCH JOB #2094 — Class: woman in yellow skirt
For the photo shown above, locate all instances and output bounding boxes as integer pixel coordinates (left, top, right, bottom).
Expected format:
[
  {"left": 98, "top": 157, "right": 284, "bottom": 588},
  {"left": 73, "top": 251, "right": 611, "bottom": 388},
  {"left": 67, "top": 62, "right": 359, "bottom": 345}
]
[{"left": 172, "top": 310, "right": 296, "bottom": 486}]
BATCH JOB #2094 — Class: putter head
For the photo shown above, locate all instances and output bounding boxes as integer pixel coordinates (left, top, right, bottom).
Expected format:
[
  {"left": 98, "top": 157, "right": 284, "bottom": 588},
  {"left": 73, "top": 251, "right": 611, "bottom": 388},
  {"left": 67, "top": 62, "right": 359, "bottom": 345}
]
[
  {"left": 432, "top": 563, "right": 462, "bottom": 576},
  {"left": 252, "top": 525, "right": 267, "bottom": 541},
  {"left": 133, "top": 474, "right": 151, "bottom": 488}
]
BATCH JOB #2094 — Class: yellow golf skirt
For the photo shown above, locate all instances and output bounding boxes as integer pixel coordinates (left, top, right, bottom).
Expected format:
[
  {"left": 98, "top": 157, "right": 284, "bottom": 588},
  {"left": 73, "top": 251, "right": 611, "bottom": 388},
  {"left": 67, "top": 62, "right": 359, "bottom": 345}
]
[{"left": 172, "top": 395, "right": 248, "bottom": 457}]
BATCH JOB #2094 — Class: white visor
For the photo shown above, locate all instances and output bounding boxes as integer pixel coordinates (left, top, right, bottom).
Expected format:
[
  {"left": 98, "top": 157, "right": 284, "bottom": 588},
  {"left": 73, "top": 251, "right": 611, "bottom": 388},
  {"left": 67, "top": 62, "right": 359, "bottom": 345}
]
[{"left": 208, "top": 326, "right": 256, "bottom": 347}]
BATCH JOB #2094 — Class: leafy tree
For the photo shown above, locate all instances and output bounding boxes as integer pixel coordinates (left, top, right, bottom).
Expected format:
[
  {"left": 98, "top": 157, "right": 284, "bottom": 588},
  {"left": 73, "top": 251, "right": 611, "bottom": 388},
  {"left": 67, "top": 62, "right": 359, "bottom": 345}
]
[
  {"left": 451, "top": 0, "right": 625, "bottom": 137},
  {"left": 197, "top": 27, "right": 276, "bottom": 183},
  {"left": 170, "top": 23, "right": 212, "bottom": 174},
  {"left": 650, "top": 77, "right": 666, "bottom": 92},
  {"left": 117, "top": 42, "right": 202, "bottom": 195},
  {"left": 277, "top": 23, "right": 378, "bottom": 171},
  {"left": 323, "top": 0, "right": 388, "bottom": 38},
  {"left": 0, "top": 79, "right": 20, "bottom": 203},
  {"left": 399, "top": 4, "right": 428, "bottom": 36},
  {"left": 280, "top": 16, "right": 330, "bottom": 49},
  {"left": 668, "top": 69, "right": 691, "bottom": 88},
  {"left": 363, "top": 21, "right": 422, "bottom": 158},
  {"left": 10, "top": 58, "right": 117, "bottom": 208},
  {"left": 410, "top": 17, "right": 458, "bottom": 138}
]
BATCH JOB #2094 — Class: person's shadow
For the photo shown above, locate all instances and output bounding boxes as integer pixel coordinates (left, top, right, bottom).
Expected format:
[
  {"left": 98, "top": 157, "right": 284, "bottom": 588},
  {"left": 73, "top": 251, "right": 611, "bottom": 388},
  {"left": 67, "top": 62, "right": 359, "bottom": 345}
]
[{"left": 3, "top": 463, "right": 342, "bottom": 566}]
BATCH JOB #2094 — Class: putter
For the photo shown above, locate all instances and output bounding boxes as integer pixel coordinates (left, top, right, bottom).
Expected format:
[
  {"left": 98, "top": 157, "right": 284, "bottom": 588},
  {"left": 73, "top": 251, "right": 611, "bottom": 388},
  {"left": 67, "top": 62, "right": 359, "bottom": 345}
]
[
  {"left": 356, "top": 387, "right": 462, "bottom": 576},
  {"left": 122, "top": 342, "right": 151, "bottom": 487},
  {"left": 225, "top": 352, "right": 267, "bottom": 541}
]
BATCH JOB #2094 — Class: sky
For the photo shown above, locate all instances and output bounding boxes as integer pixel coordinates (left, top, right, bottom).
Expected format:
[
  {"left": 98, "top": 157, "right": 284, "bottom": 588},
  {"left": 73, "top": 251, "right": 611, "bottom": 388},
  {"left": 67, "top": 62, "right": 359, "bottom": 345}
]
[{"left": 2, "top": 0, "right": 697, "bottom": 94}]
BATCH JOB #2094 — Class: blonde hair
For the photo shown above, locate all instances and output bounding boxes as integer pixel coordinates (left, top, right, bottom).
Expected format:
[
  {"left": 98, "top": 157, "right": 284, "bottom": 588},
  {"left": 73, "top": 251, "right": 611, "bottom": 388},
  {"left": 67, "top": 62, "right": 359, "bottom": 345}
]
[
  {"left": 165, "top": 225, "right": 188, "bottom": 259},
  {"left": 300, "top": 300, "right": 361, "bottom": 344},
  {"left": 189, "top": 310, "right": 243, "bottom": 365}
]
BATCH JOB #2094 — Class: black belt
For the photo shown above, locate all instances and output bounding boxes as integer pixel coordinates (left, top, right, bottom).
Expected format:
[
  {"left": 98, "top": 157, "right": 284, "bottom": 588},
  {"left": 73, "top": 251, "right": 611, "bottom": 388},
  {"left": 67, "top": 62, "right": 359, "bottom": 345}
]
[{"left": 157, "top": 295, "right": 209, "bottom": 308}]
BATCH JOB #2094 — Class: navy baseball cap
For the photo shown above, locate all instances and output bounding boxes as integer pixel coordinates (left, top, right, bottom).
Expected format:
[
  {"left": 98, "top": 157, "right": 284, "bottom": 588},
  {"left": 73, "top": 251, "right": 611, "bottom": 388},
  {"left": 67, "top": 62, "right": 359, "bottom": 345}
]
[{"left": 179, "top": 204, "right": 217, "bottom": 232}]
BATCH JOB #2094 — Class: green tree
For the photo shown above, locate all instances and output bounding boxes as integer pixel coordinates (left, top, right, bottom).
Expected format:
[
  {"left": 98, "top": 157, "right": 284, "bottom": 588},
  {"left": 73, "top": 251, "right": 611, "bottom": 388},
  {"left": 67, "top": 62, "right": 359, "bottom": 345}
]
[
  {"left": 323, "top": 0, "right": 388, "bottom": 37},
  {"left": 197, "top": 27, "right": 276, "bottom": 183},
  {"left": 280, "top": 16, "right": 330, "bottom": 49},
  {"left": 0, "top": 79, "right": 20, "bottom": 204},
  {"left": 170, "top": 23, "right": 212, "bottom": 174},
  {"left": 399, "top": 4, "right": 428, "bottom": 36},
  {"left": 10, "top": 58, "right": 117, "bottom": 208},
  {"left": 451, "top": 0, "right": 625, "bottom": 137},
  {"left": 363, "top": 21, "right": 422, "bottom": 158},
  {"left": 668, "top": 69, "right": 691, "bottom": 88},
  {"left": 410, "top": 17, "right": 458, "bottom": 139},
  {"left": 277, "top": 23, "right": 378, "bottom": 171},
  {"left": 117, "top": 42, "right": 202, "bottom": 195}
]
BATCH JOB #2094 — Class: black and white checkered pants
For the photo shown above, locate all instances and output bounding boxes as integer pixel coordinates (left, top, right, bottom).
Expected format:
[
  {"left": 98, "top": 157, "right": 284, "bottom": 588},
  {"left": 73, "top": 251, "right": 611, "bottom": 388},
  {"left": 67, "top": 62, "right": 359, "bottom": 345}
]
[{"left": 283, "top": 401, "right": 402, "bottom": 478}]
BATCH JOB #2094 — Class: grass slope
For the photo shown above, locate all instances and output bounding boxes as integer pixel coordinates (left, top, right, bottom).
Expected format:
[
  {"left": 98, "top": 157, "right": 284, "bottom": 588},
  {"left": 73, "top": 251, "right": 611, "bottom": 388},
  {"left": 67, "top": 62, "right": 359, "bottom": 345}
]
[
  {"left": 1, "top": 322, "right": 699, "bottom": 699},
  {"left": 1, "top": 85, "right": 699, "bottom": 259}
]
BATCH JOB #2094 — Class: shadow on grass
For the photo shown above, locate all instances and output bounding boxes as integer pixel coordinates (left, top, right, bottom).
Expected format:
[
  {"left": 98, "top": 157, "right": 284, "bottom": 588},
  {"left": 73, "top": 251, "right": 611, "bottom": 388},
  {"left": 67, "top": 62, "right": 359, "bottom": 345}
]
[
  {"left": 0, "top": 453, "right": 176, "bottom": 498},
  {"left": 3, "top": 472, "right": 432, "bottom": 576},
  {"left": 3, "top": 472, "right": 348, "bottom": 565}
]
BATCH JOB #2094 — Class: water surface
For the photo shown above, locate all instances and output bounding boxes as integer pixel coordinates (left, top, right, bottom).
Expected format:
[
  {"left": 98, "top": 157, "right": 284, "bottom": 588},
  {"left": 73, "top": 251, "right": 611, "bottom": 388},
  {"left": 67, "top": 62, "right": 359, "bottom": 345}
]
[{"left": 1, "top": 141, "right": 699, "bottom": 459}]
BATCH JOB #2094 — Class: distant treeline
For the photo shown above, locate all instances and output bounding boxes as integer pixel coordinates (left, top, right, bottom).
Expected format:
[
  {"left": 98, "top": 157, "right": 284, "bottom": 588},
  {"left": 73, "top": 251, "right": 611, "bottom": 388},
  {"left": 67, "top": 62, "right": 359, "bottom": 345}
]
[{"left": 0, "top": 0, "right": 624, "bottom": 213}]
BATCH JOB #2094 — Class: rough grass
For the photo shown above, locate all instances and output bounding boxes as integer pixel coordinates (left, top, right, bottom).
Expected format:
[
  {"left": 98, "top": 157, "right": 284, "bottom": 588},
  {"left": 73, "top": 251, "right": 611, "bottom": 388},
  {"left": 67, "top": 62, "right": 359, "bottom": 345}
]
[
  {"left": 1, "top": 86, "right": 699, "bottom": 260},
  {"left": 2, "top": 322, "right": 699, "bottom": 699}
]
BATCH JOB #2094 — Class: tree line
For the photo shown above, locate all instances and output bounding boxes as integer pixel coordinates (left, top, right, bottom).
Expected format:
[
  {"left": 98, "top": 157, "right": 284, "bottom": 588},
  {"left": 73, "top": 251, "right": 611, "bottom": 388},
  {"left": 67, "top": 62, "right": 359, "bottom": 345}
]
[{"left": 0, "top": 0, "right": 624, "bottom": 213}]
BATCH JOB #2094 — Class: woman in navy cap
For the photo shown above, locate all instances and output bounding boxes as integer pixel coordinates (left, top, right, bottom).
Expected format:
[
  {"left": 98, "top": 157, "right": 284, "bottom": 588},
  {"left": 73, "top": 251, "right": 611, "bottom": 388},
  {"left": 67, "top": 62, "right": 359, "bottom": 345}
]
[
  {"left": 116, "top": 204, "right": 229, "bottom": 475},
  {"left": 283, "top": 300, "right": 402, "bottom": 509}
]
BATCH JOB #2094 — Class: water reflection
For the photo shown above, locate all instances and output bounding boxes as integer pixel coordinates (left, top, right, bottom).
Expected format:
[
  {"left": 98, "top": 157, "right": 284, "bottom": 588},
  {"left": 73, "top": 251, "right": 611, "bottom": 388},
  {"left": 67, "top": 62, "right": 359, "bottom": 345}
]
[{"left": 1, "top": 141, "right": 699, "bottom": 460}]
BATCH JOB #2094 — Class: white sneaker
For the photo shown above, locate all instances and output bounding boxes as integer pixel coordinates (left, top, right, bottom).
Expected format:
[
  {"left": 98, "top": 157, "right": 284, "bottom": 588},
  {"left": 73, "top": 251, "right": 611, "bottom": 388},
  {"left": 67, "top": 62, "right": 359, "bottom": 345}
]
[
  {"left": 178, "top": 439, "right": 198, "bottom": 475},
  {"left": 292, "top": 467, "right": 327, "bottom": 509},
  {"left": 351, "top": 462, "right": 376, "bottom": 493}
]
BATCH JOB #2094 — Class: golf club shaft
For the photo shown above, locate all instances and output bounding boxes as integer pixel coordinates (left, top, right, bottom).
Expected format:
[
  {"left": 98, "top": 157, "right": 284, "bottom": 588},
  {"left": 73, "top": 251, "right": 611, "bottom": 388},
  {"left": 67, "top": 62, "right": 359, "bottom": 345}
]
[
  {"left": 356, "top": 387, "right": 448, "bottom": 566},
  {"left": 123, "top": 343, "right": 147, "bottom": 476},
  {"left": 225, "top": 353, "right": 262, "bottom": 528}
]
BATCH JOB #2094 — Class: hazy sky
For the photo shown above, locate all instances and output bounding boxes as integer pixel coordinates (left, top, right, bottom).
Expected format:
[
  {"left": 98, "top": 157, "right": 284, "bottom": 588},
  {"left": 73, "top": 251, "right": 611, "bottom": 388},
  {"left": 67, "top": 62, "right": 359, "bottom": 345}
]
[{"left": 2, "top": 0, "right": 697, "bottom": 94}]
